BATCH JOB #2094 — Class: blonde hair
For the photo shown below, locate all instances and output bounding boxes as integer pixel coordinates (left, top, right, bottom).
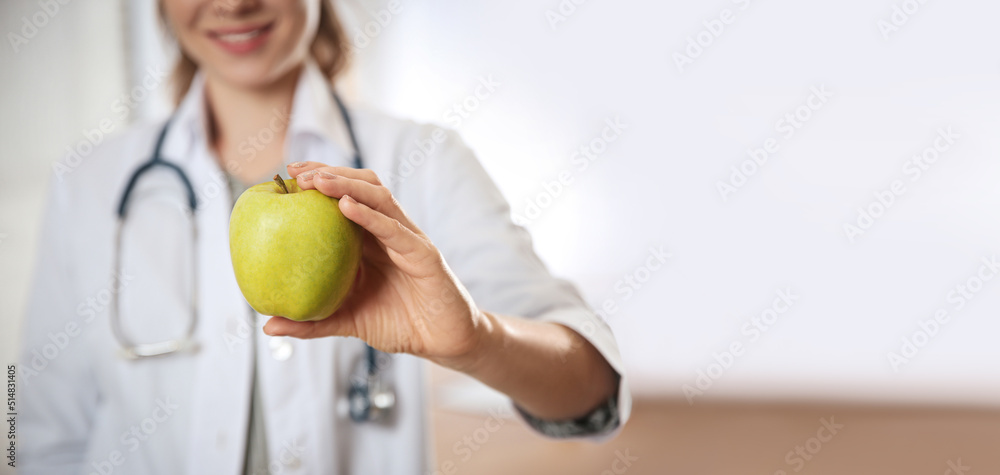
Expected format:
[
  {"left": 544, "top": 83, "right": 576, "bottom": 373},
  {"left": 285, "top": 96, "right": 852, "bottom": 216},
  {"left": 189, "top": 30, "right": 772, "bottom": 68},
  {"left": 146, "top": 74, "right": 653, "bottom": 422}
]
[{"left": 164, "top": 1, "right": 351, "bottom": 105}]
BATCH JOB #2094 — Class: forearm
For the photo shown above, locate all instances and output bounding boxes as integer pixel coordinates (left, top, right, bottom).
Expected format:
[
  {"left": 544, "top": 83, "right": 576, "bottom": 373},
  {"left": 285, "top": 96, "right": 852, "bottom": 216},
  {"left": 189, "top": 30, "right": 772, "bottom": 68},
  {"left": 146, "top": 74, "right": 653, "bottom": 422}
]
[{"left": 435, "top": 311, "right": 619, "bottom": 421}]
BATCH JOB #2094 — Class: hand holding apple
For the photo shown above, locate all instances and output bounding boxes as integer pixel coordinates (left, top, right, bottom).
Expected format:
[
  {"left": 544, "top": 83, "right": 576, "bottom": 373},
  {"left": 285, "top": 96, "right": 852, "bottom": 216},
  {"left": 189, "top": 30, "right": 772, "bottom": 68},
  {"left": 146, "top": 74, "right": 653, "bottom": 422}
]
[
  {"left": 256, "top": 162, "right": 621, "bottom": 421},
  {"left": 260, "top": 162, "right": 490, "bottom": 366}
]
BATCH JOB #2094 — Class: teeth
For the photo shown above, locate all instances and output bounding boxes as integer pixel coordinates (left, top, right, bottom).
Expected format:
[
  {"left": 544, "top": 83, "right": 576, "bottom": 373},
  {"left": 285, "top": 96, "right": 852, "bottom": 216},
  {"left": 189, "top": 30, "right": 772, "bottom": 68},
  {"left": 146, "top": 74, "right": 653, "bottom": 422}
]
[{"left": 216, "top": 28, "right": 263, "bottom": 43}]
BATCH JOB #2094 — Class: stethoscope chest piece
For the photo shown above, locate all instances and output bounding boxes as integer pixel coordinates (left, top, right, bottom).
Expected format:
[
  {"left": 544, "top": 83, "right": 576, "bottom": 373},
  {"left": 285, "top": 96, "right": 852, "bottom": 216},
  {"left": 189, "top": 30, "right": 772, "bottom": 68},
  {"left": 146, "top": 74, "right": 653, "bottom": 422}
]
[
  {"left": 348, "top": 345, "right": 395, "bottom": 423},
  {"left": 348, "top": 378, "right": 396, "bottom": 423}
]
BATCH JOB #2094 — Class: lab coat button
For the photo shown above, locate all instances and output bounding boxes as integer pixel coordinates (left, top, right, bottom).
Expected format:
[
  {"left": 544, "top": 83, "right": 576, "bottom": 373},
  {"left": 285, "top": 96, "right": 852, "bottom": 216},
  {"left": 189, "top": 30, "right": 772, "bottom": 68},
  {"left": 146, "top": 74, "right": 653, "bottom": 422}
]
[{"left": 270, "top": 336, "right": 293, "bottom": 361}]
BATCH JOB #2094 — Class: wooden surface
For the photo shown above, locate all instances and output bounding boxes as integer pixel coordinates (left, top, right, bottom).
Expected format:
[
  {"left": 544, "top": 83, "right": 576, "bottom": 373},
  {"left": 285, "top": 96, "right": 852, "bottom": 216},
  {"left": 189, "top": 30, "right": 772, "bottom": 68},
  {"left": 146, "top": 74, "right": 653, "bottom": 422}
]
[{"left": 431, "top": 398, "right": 1000, "bottom": 475}]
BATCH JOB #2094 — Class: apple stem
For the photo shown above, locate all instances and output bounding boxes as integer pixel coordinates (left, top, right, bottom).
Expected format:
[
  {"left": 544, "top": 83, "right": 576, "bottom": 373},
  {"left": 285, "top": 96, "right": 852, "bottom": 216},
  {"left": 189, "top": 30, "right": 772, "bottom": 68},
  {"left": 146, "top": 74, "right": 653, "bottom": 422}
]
[{"left": 273, "top": 174, "right": 289, "bottom": 194}]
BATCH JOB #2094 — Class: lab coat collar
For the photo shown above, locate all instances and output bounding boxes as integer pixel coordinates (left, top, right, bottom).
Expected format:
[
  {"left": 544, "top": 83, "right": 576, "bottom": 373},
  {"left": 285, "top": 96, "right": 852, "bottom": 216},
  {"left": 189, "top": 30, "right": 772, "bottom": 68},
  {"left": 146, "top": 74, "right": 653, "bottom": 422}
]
[
  {"left": 287, "top": 60, "right": 356, "bottom": 162},
  {"left": 163, "top": 69, "right": 209, "bottom": 164},
  {"left": 161, "top": 60, "right": 355, "bottom": 167}
]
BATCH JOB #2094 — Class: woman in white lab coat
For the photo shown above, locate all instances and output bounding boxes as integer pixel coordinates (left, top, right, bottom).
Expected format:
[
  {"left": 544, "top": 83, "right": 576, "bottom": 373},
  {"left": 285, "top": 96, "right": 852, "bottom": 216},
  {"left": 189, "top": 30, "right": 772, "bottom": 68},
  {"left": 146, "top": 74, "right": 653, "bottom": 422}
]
[{"left": 18, "top": 0, "right": 630, "bottom": 473}]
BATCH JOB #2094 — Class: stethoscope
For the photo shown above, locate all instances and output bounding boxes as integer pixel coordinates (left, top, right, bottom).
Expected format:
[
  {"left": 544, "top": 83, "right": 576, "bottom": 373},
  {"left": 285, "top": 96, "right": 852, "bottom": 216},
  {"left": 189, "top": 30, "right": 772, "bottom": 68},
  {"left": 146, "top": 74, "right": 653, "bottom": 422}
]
[{"left": 112, "top": 90, "right": 395, "bottom": 423}]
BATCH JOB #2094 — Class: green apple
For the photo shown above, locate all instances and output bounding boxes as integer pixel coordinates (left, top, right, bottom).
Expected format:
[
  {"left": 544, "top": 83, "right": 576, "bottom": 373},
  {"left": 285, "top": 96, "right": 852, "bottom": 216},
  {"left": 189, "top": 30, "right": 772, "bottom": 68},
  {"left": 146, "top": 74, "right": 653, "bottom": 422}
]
[{"left": 229, "top": 175, "right": 362, "bottom": 321}]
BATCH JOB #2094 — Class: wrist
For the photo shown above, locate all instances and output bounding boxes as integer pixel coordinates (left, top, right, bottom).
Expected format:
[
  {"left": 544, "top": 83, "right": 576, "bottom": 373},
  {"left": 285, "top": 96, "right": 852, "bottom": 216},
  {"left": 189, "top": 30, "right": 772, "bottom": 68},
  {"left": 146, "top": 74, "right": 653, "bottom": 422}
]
[{"left": 432, "top": 310, "right": 502, "bottom": 375}]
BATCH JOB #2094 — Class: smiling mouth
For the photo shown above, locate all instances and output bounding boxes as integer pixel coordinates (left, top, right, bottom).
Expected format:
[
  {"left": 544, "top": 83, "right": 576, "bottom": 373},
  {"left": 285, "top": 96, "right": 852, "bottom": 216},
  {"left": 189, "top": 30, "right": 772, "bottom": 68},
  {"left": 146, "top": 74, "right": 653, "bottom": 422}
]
[{"left": 208, "top": 22, "right": 274, "bottom": 44}]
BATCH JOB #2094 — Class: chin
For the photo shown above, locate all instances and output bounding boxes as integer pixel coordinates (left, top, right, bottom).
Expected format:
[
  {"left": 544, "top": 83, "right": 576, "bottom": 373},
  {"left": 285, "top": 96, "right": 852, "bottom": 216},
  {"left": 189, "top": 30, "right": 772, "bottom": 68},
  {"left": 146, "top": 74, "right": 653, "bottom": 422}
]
[{"left": 207, "top": 55, "right": 302, "bottom": 90}]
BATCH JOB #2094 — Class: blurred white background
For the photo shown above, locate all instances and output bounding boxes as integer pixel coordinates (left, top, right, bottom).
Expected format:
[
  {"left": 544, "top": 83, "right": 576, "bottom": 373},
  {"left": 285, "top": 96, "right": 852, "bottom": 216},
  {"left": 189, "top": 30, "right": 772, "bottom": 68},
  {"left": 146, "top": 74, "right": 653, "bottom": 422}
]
[{"left": 3, "top": 0, "right": 1000, "bottom": 420}]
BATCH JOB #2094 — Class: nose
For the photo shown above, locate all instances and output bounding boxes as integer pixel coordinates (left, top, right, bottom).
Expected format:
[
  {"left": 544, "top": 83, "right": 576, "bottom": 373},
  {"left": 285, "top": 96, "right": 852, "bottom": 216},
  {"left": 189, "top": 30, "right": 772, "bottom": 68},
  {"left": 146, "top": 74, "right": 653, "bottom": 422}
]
[{"left": 211, "top": 0, "right": 261, "bottom": 18}]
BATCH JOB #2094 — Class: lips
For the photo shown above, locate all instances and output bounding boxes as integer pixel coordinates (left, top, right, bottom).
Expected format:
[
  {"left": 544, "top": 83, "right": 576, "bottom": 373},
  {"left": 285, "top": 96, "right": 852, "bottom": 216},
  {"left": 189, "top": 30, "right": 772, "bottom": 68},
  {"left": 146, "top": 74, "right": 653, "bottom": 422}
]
[
  {"left": 215, "top": 28, "right": 266, "bottom": 42},
  {"left": 207, "top": 22, "right": 274, "bottom": 54}
]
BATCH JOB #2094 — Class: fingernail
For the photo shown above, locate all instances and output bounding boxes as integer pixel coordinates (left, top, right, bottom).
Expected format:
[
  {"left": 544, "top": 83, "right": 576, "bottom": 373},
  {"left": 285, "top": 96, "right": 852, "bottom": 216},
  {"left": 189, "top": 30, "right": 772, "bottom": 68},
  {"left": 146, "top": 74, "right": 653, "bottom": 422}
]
[
  {"left": 318, "top": 171, "right": 337, "bottom": 180},
  {"left": 299, "top": 169, "right": 318, "bottom": 180},
  {"left": 342, "top": 194, "right": 355, "bottom": 203},
  {"left": 288, "top": 161, "right": 307, "bottom": 168}
]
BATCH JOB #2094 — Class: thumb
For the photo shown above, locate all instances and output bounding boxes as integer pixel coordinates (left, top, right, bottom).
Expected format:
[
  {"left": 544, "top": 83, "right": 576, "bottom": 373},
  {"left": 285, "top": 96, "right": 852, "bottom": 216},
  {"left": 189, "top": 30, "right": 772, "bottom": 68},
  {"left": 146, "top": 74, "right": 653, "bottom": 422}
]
[{"left": 263, "top": 312, "right": 357, "bottom": 340}]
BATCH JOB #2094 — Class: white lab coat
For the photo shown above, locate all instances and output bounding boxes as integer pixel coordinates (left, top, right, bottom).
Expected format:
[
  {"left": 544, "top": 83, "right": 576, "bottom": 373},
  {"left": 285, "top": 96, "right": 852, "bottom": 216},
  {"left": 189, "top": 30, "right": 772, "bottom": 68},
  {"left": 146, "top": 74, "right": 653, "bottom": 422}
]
[{"left": 18, "top": 62, "right": 631, "bottom": 475}]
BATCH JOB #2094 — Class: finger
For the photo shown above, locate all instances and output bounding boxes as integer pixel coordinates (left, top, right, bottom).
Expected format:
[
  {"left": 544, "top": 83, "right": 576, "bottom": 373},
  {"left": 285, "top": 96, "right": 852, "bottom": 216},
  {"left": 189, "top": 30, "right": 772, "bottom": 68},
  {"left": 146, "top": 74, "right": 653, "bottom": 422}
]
[
  {"left": 262, "top": 316, "right": 316, "bottom": 338},
  {"left": 308, "top": 172, "right": 419, "bottom": 231},
  {"left": 263, "top": 314, "right": 356, "bottom": 340},
  {"left": 296, "top": 168, "right": 424, "bottom": 237},
  {"left": 361, "top": 227, "right": 388, "bottom": 256},
  {"left": 339, "top": 195, "right": 438, "bottom": 269},
  {"left": 286, "top": 161, "right": 325, "bottom": 179},
  {"left": 288, "top": 162, "right": 381, "bottom": 185}
]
